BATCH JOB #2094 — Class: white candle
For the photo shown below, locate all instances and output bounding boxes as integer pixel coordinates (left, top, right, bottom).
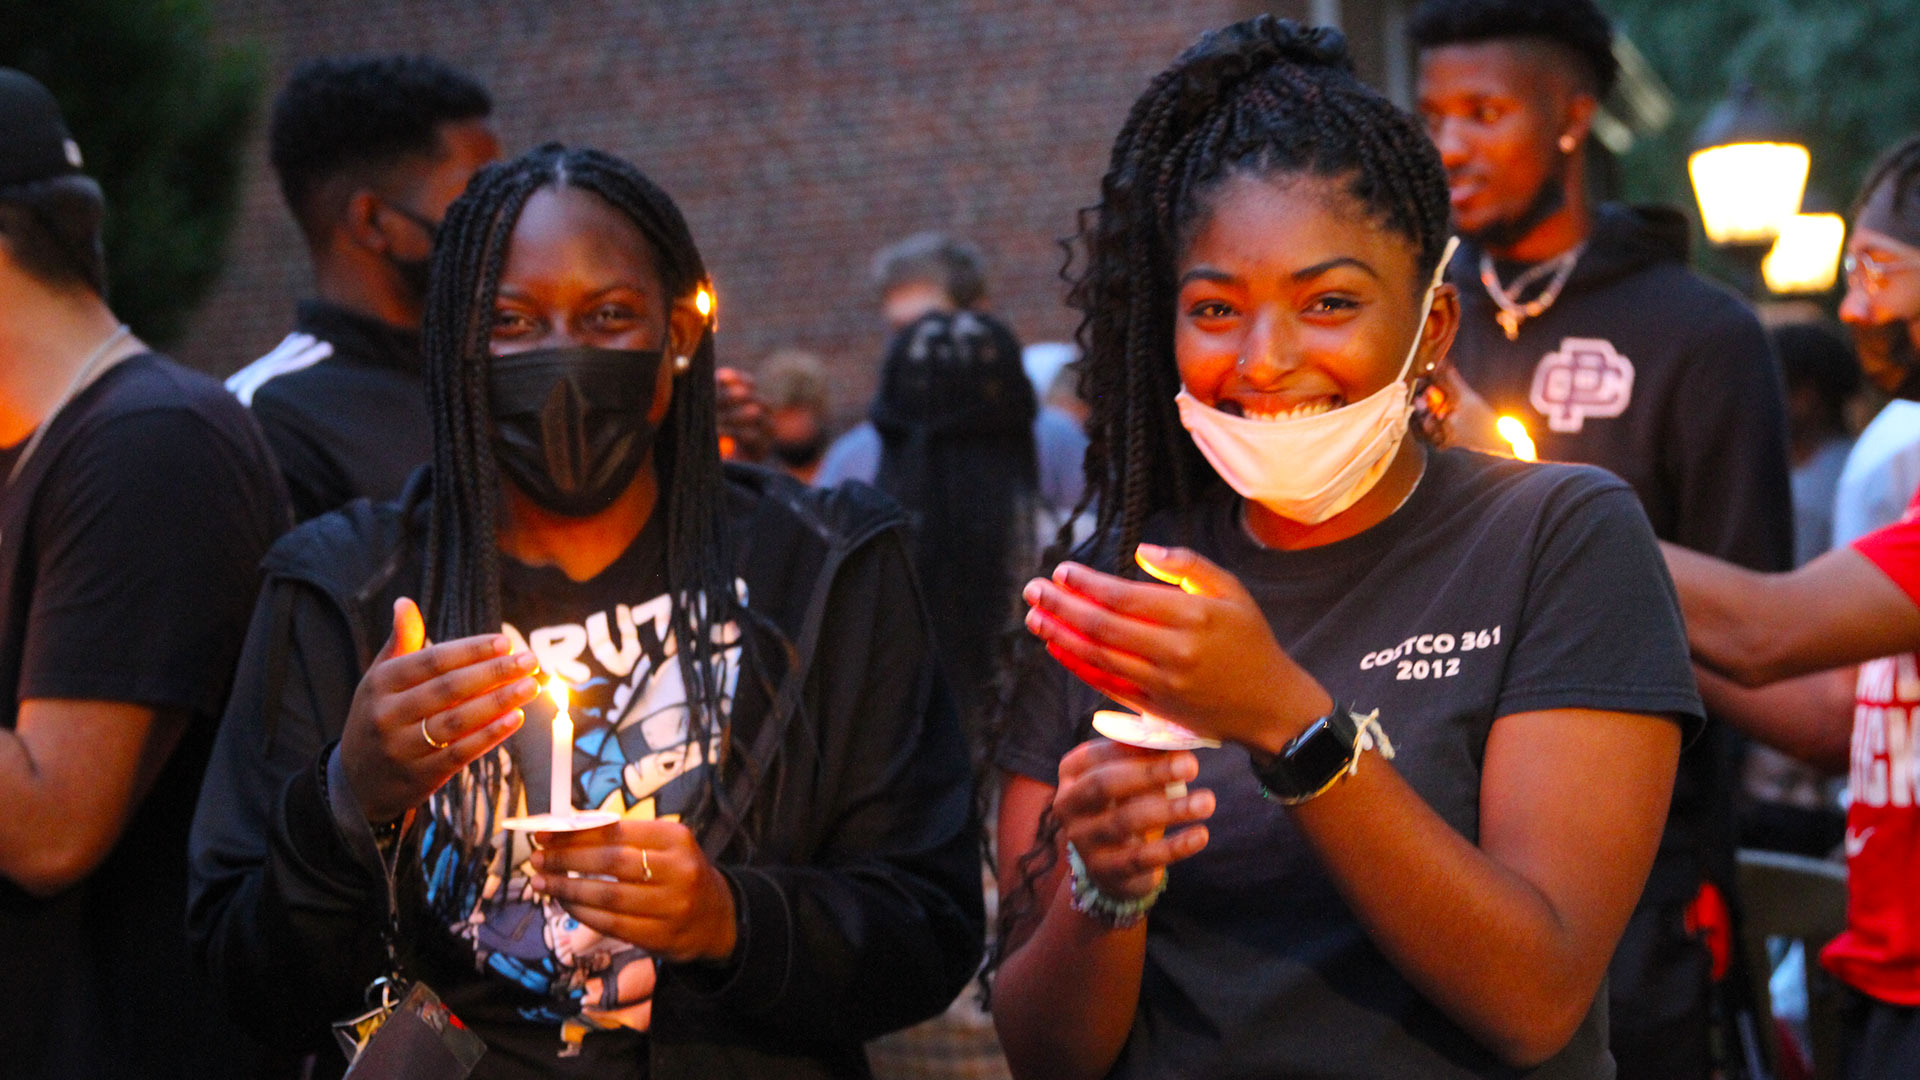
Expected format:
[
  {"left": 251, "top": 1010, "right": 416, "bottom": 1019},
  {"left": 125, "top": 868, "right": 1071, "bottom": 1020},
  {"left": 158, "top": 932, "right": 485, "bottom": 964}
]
[{"left": 548, "top": 679, "right": 572, "bottom": 815}]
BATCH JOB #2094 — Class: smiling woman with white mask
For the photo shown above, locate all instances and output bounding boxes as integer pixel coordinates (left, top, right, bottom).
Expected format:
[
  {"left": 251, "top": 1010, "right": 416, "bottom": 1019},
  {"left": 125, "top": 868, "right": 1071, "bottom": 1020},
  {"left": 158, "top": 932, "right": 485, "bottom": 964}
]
[{"left": 987, "top": 18, "right": 1698, "bottom": 1080}]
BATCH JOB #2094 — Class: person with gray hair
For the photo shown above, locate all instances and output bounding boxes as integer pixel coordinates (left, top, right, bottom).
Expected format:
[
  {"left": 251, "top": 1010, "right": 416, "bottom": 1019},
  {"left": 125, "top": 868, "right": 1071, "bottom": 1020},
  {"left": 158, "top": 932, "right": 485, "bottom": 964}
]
[
  {"left": 819, "top": 233, "right": 1088, "bottom": 516},
  {"left": 872, "top": 230, "right": 987, "bottom": 329}
]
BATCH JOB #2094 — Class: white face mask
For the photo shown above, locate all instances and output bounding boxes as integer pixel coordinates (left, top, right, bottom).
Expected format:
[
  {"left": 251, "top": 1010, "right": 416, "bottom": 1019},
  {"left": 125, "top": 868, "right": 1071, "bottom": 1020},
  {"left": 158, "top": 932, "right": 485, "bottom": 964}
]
[{"left": 1176, "top": 236, "right": 1458, "bottom": 525}]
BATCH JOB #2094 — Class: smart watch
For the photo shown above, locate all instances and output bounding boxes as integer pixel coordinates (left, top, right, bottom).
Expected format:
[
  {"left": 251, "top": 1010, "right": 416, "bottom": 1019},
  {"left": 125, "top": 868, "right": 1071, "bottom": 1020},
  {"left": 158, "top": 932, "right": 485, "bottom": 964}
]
[{"left": 1253, "top": 707, "right": 1363, "bottom": 804}]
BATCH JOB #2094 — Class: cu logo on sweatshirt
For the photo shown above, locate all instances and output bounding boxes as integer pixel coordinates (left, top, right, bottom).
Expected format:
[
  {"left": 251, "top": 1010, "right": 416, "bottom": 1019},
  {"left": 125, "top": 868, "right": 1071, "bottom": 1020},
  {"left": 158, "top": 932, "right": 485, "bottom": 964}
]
[{"left": 1529, "top": 337, "right": 1636, "bottom": 433}]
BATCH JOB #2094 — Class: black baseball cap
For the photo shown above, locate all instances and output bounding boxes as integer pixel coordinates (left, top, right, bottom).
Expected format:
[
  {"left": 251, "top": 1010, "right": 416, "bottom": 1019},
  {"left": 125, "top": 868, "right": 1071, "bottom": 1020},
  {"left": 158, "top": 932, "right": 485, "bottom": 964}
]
[{"left": 0, "top": 68, "right": 84, "bottom": 189}]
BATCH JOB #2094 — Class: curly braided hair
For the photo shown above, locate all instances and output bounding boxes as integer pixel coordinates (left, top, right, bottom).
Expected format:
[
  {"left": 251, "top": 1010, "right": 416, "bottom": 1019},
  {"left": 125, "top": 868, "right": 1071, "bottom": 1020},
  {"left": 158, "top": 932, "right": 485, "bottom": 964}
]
[{"left": 982, "top": 14, "right": 1453, "bottom": 988}]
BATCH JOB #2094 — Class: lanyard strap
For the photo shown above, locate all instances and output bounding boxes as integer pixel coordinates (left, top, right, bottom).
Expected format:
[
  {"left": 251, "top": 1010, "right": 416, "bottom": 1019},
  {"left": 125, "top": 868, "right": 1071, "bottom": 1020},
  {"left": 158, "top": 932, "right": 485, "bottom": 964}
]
[{"left": 6, "top": 324, "right": 133, "bottom": 489}]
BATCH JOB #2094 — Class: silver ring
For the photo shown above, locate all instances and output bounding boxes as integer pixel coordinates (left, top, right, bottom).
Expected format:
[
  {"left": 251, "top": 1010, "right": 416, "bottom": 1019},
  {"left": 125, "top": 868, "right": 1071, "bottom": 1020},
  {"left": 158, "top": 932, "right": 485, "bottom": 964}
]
[
  {"left": 641, "top": 848, "right": 653, "bottom": 883},
  {"left": 421, "top": 719, "right": 449, "bottom": 750}
]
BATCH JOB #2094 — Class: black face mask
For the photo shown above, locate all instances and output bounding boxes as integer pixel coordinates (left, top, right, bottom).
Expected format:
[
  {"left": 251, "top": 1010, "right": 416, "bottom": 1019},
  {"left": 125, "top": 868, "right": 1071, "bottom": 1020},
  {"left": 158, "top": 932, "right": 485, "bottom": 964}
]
[
  {"left": 381, "top": 200, "right": 439, "bottom": 304},
  {"left": 773, "top": 431, "right": 828, "bottom": 469},
  {"left": 1855, "top": 319, "right": 1920, "bottom": 401},
  {"left": 389, "top": 252, "right": 433, "bottom": 303},
  {"left": 489, "top": 345, "right": 664, "bottom": 516}
]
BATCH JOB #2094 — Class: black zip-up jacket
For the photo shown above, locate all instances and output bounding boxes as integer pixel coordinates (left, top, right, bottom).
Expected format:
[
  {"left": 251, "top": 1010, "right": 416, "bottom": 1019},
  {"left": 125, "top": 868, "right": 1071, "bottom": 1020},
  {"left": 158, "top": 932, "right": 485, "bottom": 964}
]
[{"left": 187, "top": 465, "right": 984, "bottom": 1079}]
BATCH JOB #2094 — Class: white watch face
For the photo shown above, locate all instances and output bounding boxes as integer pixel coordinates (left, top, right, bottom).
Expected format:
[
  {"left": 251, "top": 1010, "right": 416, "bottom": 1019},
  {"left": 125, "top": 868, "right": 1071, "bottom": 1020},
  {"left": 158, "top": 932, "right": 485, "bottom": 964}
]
[{"left": 1092, "top": 710, "right": 1221, "bottom": 751}]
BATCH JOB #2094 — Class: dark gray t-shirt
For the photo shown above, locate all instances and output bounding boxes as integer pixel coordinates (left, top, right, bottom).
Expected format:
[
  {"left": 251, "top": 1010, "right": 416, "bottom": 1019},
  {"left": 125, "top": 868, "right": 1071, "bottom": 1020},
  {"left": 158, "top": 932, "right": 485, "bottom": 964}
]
[{"left": 997, "top": 448, "right": 1704, "bottom": 1080}]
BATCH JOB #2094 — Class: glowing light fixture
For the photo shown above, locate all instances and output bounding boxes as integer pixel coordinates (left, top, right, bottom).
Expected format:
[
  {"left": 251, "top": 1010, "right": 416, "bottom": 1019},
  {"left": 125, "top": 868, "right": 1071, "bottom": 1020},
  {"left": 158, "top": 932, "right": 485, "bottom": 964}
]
[
  {"left": 1687, "top": 84, "right": 1808, "bottom": 246},
  {"left": 1762, "top": 212, "right": 1846, "bottom": 294}
]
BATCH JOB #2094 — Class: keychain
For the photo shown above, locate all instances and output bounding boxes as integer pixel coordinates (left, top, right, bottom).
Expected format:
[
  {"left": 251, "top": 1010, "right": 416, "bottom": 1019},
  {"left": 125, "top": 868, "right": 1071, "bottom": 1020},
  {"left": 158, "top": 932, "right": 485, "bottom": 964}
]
[{"left": 331, "top": 814, "right": 487, "bottom": 1079}]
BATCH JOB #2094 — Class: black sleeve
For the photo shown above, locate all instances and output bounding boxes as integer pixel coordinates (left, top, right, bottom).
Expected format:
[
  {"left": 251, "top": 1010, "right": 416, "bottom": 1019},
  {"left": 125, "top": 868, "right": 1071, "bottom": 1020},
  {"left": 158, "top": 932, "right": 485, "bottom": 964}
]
[
  {"left": 1498, "top": 476, "right": 1706, "bottom": 736},
  {"left": 21, "top": 407, "right": 283, "bottom": 716},
  {"left": 1664, "top": 303, "right": 1796, "bottom": 573},
  {"left": 664, "top": 530, "right": 986, "bottom": 1043},
  {"left": 186, "top": 579, "right": 388, "bottom": 1049},
  {"left": 250, "top": 391, "right": 352, "bottom": 524}
]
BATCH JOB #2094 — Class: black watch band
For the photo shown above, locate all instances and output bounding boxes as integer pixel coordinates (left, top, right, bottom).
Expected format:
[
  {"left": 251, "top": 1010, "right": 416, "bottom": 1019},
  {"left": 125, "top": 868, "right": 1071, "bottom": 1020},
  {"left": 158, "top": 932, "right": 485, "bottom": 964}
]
[{"left": 1254, "top": 707, "right": 1361, "bottom": 804}]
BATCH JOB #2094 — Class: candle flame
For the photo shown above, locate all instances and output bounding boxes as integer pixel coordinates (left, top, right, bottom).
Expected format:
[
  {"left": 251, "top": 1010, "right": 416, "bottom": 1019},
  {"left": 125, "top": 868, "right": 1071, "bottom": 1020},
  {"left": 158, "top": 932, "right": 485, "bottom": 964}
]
[
  {"left": 1134, "top": 546, "right": 1203, "bottom": 595},
  {"left": 1496, "top": 415, "right": 1537, "bottom": 462},
  {"left": 695, "top": 286, "right": 714, "bottom": 318},
  {"left": 546, "top": 677, "right": 569, "bottom": 711}
]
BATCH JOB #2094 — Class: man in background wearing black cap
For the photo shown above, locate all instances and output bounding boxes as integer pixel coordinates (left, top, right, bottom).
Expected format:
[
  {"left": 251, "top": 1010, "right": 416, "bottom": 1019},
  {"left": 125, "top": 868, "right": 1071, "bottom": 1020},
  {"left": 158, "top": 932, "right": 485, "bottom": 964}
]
[{"left": 0, "top": 68, "right": 289, "bottom": 1077}]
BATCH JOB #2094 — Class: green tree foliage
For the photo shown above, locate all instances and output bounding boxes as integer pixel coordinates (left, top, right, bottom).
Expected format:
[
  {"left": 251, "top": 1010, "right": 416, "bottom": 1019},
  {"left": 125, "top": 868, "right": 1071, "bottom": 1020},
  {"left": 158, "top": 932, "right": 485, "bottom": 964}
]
[
  {"left": 1608, "top": 0, "right": 1920, "bottom": 221},
  {"left": 1, "top": 0, "right": 260, "bottom": 348}
]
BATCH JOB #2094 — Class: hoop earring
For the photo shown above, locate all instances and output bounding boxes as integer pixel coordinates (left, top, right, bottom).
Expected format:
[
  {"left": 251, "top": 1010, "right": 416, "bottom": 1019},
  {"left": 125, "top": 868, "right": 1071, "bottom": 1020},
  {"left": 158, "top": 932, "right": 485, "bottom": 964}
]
[
  {"left": 673, "top": 354, "right": 691, "bottom": 374},
  {"left": 1558, "top": 133, "right": 1578, "bottom": 154}
]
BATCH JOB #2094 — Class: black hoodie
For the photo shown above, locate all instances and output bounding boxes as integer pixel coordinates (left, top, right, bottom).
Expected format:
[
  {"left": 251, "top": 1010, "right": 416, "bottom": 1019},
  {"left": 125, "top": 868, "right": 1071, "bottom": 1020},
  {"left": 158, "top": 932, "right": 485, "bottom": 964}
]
[
  {"left": 186, "top": 466, "right": 984, "bottom": 1079},
  {"left": 1450, "top": 204, "right": 1793, "bottom": 578}
]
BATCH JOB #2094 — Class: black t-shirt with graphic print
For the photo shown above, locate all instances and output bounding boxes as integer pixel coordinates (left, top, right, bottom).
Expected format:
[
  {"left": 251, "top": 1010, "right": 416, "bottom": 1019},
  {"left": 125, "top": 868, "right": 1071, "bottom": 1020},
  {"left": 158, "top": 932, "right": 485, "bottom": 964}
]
[
  {"left": 415, "top": 506, "right": 746, "bottom": 1074},
  {"left": 997, "top": 448, "right": 1704, "bottom": 1080}
]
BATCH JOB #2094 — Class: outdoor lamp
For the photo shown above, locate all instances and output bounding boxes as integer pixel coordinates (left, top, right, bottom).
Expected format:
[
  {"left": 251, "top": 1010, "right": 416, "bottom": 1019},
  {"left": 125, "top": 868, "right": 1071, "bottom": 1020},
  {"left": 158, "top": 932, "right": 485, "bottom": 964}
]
[
  {"left": 1687, "top": 84, "right": 1808, "bottom": 246},
  {"left": 1762, "top": 212, "right": 1846, "bottom": 294}
]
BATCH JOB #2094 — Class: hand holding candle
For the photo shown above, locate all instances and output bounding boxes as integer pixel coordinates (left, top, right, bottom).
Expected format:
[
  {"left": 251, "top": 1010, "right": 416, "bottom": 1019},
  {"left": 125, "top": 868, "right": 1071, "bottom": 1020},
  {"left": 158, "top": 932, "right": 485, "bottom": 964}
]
[{"left": 1021, "top": 544, "right": 1332, "bottom": 759}]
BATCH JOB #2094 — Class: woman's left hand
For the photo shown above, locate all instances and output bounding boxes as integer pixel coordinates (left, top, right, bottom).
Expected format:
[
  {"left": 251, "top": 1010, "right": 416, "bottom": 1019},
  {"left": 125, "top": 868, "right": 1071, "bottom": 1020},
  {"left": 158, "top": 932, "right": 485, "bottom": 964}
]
[
  {"left": 1023, "top": 543, "right": 1333, "bottom": 755},
  {"left": 530, "top": 819, "right": 738, "bottom": 965}
]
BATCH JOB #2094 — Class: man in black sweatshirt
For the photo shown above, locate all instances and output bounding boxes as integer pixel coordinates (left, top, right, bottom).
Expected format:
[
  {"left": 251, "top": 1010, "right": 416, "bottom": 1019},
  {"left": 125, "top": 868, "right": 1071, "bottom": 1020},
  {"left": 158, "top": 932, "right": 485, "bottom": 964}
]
[{"left": 1413, "top": 2, "right": 1794, "bottom": 1077}]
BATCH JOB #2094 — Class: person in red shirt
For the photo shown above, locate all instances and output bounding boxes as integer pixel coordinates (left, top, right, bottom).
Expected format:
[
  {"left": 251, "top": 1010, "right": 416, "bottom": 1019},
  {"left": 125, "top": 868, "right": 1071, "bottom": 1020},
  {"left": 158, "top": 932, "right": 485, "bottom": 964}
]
[{"left": 1664, "top": 135, "right": 1920, "bottom": 1078}]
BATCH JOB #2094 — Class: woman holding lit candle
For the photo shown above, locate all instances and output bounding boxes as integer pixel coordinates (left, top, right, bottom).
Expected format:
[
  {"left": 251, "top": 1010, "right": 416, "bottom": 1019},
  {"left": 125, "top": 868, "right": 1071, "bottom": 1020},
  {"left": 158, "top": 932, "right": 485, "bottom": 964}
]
[
  {"left": 189, "top": 144, "right": 981, "bottom": 1077},
  {"left": 988, "top": 18, "right": 1699, "bottom": 1080}
]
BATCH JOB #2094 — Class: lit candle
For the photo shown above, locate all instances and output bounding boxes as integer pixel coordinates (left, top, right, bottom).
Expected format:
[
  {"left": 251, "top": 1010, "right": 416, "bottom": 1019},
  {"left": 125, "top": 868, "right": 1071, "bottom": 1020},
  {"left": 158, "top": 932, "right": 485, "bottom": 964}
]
[
  {"left": 1496, "top": 415, "right": 1538, "bottom": 462},
  {"left": 548, "top": 679, "right": 572, "bottom": 815}
]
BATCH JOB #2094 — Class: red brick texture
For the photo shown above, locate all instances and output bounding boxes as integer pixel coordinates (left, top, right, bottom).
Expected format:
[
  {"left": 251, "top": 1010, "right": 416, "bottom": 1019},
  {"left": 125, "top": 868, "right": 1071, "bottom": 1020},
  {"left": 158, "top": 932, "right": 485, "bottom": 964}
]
[{"left": 186, "top": 1, "right": 1366, "bottom": 424}]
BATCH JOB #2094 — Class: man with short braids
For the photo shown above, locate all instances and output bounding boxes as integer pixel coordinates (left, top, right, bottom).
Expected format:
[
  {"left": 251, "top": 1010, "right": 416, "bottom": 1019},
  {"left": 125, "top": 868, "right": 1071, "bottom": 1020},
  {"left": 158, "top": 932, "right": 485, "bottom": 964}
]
[{"left": 1412, "top": 2, "right": 1794, "bottom": 1074}]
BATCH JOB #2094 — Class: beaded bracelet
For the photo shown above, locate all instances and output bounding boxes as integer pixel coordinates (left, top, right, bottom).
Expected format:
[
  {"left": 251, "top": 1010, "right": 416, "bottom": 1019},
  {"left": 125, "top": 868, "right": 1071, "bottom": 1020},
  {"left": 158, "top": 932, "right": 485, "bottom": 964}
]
[{"left": 1065, "top": 841, "right": 1166, "bottom": 930}]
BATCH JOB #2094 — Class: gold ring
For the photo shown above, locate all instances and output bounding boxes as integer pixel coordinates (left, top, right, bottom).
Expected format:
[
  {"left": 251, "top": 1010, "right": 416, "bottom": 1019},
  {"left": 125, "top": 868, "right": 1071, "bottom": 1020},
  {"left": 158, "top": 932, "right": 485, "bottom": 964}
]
[
  {"left": 421, "top": 719, "right": 449, "bottom": 750},
  {"left": 641, "top": 848, "right": 653, "bottom": 883}
]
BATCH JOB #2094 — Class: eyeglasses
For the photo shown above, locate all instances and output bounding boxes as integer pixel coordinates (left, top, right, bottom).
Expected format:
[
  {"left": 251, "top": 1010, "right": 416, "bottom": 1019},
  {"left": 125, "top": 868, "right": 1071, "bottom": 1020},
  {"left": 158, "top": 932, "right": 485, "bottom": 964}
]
[{"left": 1843, "top": 250, "right": 1920, "bottom": 292}]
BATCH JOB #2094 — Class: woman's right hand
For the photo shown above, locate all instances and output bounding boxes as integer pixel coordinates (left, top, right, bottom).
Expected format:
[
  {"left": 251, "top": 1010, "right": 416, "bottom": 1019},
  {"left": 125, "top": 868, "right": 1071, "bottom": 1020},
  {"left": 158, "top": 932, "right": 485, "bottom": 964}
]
[
  {"left": 1052, "top": 738, "right": 1215, "bottom": 902},
  {"left": 339, "top": 597, "right": 539, "bottom": 825}
]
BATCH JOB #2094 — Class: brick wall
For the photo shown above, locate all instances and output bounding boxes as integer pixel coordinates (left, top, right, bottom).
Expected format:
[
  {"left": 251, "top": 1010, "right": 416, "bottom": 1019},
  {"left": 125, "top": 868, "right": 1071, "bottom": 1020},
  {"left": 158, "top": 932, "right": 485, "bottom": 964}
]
[{"left": 187, "top": 0, "right": 1404, "bottom": 425}]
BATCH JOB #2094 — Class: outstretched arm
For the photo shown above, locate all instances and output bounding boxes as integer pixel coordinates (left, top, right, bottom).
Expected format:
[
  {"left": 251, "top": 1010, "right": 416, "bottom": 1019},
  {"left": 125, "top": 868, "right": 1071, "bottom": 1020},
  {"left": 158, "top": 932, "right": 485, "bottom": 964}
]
[
  {"left": 1693, "top": 665, "right": 1854, "bottom": 773},
  {"left": 1662, "top": 542, "right": 1920, "bottom": 685}
]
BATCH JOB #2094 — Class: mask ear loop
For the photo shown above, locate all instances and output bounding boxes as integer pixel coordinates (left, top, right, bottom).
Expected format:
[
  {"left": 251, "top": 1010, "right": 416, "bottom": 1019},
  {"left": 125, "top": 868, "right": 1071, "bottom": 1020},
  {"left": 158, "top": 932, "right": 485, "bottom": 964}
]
[{"left": 1404, "top": 235, "right": 1460, "bottom": 392}]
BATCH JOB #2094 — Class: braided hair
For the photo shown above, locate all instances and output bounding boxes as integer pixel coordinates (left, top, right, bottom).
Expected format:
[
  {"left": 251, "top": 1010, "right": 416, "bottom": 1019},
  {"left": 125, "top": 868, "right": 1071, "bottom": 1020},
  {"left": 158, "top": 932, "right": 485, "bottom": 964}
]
[
  {"left": 415, "top": 143, "right": 740, "bottom": 918},
  {"left": 984, "top": 15, "right": 1452, "bottom": 985}
]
